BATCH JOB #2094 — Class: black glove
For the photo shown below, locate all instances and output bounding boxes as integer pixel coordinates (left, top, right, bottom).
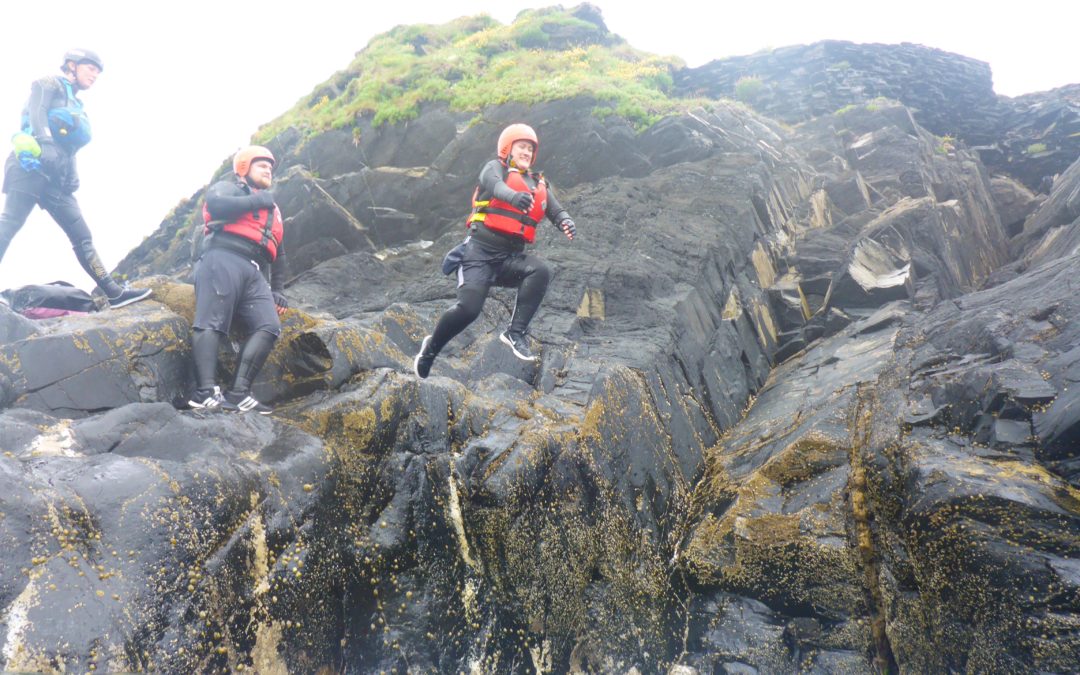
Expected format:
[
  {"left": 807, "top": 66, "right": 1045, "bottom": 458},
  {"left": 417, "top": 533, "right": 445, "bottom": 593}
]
[
  {"left": 509, "top": 191, "right": 534, "bottom": 212},
  {"left": 37, "top": 139, "right": 61, "bottom": 173},
  {"left": 272, "top": 291, "right": 288, "bottom": 315},
  {"left": 559, "top": 218, "right": 576, "bottom": 240},
  {"left": 250, "top": 190, "right": 275, "bottom": 210}
]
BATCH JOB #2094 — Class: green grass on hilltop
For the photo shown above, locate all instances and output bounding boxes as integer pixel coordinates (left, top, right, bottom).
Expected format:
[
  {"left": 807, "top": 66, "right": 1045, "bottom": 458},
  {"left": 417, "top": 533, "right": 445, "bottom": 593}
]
[{"left": 255, "top": 6, "right": 706, "bottom": 141}]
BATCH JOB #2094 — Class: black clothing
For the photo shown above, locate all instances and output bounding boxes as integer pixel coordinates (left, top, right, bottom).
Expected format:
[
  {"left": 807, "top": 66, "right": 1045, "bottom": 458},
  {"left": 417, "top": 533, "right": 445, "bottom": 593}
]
[
  {"left": 191, "top": 178, "right": 287, "bottom": 404},
  {"left": 191, "top": 328, "right": 221, "bottom": 391},
  {"left": 16, "top": 76, "right": 81, "bottom": 191},
  {"left": 0, "top": 76, "right": 123, "bottom": 296},
  {"left": 0, "top": 180, "right": 121, "bottom": 297},
  {"left": 192, "top": 247, "right": 281, "bottom": 336},
  {"left": 421, "top": 157, "right": 568, "bottom": 367},
  {"left": 468, "top": 159, "right": 569, "bottom": 253},
  {"left": 230, "top": 329, "right": 277, "bottom": 394},
  {"left": 427, "top": 242, "right": 552, "bottom": 356},
  {"left": 202, "top": 179, "right": 287, "bottom": 286}
]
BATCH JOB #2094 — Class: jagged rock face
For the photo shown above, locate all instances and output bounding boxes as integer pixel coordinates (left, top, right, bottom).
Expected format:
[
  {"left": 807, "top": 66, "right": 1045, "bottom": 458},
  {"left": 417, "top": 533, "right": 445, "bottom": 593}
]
[
  {"left": 676, "top": 40, "right": 1080, "bottom": 191},
  {"left": 4, "top": 27, "right": 1080, "bottom": 675}
]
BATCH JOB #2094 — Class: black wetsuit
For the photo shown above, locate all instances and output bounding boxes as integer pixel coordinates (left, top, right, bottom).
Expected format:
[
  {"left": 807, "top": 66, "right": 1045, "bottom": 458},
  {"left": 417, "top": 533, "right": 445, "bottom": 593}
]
[
  {"left": 0, "top": 75, "right": 122, "bottom": 296},
  {"left": 427, "top": 159, "right": 570, "bottom": 356},
  {"left": 191, "top": 178, "right": 287, "bottom": 395}
]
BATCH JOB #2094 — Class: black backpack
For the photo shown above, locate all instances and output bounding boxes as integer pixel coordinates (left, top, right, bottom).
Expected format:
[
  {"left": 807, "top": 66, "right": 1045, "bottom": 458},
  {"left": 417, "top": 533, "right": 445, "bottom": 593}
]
[{"left": 1, "top": 281, "right": 98, "bottom": 314}]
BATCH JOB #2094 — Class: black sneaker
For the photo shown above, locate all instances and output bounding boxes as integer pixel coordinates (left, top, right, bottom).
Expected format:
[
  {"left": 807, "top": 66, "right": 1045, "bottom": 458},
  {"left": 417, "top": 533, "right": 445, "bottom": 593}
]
[
  {"left": 187, "top": 386, "right": 222, "bottom": 410},
  {"left": 108, "top": 286, "right": 153, "bottom": 308},
  {"left": 221, "top": 390, "right": 273, "bottom": 415},
  {"left": 499, "top": 330, "right": 536, "bottom": 361},
  {"left": 414, "top": 335, "right": 436, "bottom": 379}
]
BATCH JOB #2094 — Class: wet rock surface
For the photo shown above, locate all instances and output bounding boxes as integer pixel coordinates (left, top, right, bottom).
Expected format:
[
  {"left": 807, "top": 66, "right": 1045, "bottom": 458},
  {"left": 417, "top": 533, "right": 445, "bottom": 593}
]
[{"left": 3, "top": 18, "right": 1079, "bottom": 674}]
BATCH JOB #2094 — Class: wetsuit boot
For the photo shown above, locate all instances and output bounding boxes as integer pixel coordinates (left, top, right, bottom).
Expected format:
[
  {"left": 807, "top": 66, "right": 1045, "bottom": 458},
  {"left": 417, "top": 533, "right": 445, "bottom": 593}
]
[
  {"left": 188, "top": 328, "right": 223, "bottom": 408},
  {"left": 222, "top": 329, "right": 277, "bottom": 414}
]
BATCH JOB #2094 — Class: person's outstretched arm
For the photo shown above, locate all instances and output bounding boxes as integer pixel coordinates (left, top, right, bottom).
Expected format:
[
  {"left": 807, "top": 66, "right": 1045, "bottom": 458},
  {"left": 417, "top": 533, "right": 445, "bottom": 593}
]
[{"left": 204, "top": 181, "right": 274, "bottom": 221}]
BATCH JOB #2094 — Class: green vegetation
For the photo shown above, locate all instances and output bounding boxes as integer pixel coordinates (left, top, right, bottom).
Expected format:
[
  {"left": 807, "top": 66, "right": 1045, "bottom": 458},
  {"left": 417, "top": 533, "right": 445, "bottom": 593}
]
[
  {"left": 937, "top": 134, "right": 956, "bottom": 154},
  {"left": 1026, "top": 142, "right": 1048, "bottom": 155},
  {"left": 734, "top": 75, "right": 764, "bottom": 103},
  {"left": 255, "top": 7, "right": 695, "bottom": 141}
]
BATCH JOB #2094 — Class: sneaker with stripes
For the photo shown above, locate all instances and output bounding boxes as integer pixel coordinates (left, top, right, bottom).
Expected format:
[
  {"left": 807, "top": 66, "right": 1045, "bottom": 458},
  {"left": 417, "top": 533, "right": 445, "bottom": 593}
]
[
  {"left": 187, "top": 386, "right": 222, "bottom": 410},
  {"left": 221, "top": 390, "right": 273, "bottom": 415}
]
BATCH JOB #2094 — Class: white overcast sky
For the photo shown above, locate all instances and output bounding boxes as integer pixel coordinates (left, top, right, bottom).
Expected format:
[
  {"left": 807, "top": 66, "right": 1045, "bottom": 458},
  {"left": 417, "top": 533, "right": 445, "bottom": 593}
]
[{"left": 1, "top": 0, "right": 1077, "bottom": 292}]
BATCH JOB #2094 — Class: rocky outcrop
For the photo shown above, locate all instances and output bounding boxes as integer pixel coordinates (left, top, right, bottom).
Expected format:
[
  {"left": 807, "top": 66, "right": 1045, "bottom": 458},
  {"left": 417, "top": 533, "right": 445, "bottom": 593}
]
[
  {"left": 3, "top": 6, "right": 1079, "bottom": 673},
  {"left": 677, "top": 40, "right": 1080, "bottom": 190}
]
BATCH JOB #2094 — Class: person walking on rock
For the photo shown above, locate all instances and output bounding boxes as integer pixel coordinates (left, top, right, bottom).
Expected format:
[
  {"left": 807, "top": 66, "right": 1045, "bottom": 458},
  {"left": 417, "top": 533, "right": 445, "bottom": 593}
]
[
  {"left": 414, "top": 123, "right": 575, "bottom": 379},
  {"left": 0, "top": 49, "right": 151, "bottom": 307},
  {"left": 187, "top": 145, "right": 288, "bottom": 414}
]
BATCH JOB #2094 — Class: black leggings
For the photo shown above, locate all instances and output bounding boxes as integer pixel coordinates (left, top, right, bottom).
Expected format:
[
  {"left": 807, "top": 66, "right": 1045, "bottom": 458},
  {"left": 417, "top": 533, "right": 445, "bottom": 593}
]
[
  {"left": 428, "top": 257, "right": 551, "bottom": 355},
  {"left": 192, "top": 327, "right": 278, "bottom": 394},
  {"left": 0, "top": 189, "right": 121, "bottom": 296}
]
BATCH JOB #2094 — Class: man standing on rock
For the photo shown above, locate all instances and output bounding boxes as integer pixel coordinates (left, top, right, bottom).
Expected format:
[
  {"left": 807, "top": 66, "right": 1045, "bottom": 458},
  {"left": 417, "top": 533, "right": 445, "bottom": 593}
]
[
  {"left": 187, "top": 145, "right": 288, "bottom": 414},
  {"left": 0, "top": 49, "right": 152, "bottom": 308},
  {"left": 414, "top": 123, "right": 576, "bottom": 379}
]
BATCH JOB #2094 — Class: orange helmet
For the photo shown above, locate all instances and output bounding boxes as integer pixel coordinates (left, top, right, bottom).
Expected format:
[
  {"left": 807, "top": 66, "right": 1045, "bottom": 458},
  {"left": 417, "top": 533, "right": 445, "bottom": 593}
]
[
  {"left": 497, "top": 124, "right": 538, "bottom": 161},
  {"left": 233, "top": 145, "right": 275, "bottom": 177}
]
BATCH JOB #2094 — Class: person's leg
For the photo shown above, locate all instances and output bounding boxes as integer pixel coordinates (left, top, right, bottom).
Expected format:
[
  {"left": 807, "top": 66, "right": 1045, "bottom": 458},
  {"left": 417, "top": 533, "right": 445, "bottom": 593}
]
[
  {"left": 188, "top": 328, "right": 224, "bottom": 408},
  {"left": 414, "top": 283, "right": 490, "bottom": 378},
  {"left": 429, "top": 284, "right": 490, "bottom": 354},
  {"left": 0, "top": 190, "right": 38, "bottom": 265},
  {"left": 222, "top": 260, "right": 280, "bottom": 414},
  {"left": 40, "top": 190, "right": 151, "bottom": 306},
  {"left": 494, "top": 254, "right": 551, "bottom": 360},
  {"left": 188, "top": 249, "right": 242, "bottom": 408},
  {"left": 229, "top": 329, "right": 278, "bottom": 394},
  {"left": 499, "top": 254, "right": 551, "bottom": 335}
]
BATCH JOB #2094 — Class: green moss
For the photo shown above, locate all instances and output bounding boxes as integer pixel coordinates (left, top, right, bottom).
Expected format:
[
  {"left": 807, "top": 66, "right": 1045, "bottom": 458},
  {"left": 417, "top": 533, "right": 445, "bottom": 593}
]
[
  {"left": 254, "top": 8, "right": 697, "bottom": 141},
  {"left": 734, "top": 75, "right": 764, "bottom": 103},
  {"left": 1026, "top": 142, "right": 1048, "bottom": 155}
]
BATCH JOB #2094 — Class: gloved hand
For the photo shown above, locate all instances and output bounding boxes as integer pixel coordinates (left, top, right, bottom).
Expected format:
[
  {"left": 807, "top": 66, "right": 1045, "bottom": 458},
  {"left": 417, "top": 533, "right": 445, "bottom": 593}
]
[
  {"left": 559, "top": 218, "right": 576, "bottom": 240},
  {"left": 272, "top": 291, "right": 288, "bottom": 315},
  {"left": 250, "top": 190, "right": 276, "bottom": 210},
  {"left": 509, "top": 191, "right": 534, "bottom": 212},
  {"left": 37, "top": 140, "right": 61, "bottom": 173}
]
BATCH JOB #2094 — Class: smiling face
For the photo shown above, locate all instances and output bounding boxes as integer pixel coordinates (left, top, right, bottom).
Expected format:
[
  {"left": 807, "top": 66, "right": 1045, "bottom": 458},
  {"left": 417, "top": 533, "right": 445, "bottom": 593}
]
[
  {"left": 70, "top": 62, "right": 101, "bottom": 90},
  {"left": 246, "top": 159, "right": 274, "bottom": 190},
  {"left": 509, "top": 139, "right": 535, "bottom": 170}
]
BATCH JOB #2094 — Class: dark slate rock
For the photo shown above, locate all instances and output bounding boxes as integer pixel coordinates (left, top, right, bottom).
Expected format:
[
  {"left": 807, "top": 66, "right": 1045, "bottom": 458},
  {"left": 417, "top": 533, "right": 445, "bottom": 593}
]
[
  {"left": 675, "top": 40, "right": 1080, "bottom": 190},
  {"left": 0, "top": 402, "right": 334, "bottom": 673},
  {"left": 990, "top": 174, "right": 1043, "bottom": 237},
  {"left": 1015, "top": 154, "right": 1080, "bottom": 265},
  {"left": 0, "top": 306, "right": 191, "bottom": 417},
  {"left": 10, "top": 31, "right": 1078, "bottom": 672},
  {"left": 0, "top": 302, "right": 39, "bottom": 343}
]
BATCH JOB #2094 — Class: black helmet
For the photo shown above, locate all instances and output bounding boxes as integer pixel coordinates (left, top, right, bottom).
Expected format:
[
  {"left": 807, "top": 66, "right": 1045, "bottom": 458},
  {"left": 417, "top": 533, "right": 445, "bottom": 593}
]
[{"left": 61, "top": 48, "right": 104, "bottom": 73}]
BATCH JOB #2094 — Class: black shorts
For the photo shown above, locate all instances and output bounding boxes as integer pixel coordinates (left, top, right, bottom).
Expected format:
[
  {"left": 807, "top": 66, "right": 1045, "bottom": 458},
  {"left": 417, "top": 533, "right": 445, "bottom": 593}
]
[
  {"left": 193, "top": 247, "right": 280, "bottom": 336},
  {"left": 455, "top": 239, "right": 544, "bottom": 288}
]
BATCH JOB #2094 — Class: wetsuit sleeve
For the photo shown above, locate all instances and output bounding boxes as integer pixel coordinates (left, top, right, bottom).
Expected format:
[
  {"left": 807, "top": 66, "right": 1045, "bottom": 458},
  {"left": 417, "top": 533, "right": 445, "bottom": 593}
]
[
  {"left": 26, "top": 77, "right": 61, "bottom": 141},
  {"left": 544, "top": 182, "right": 570, "bottom": 225},
  {"left": 204, "top": 180, "right": 266, "bottom": 220},
  {"left": 478, "top": 159, "right": 519, "bottom": 203},
  {"left": 270, "top": 234, "right": 287, "bottom": 294}
]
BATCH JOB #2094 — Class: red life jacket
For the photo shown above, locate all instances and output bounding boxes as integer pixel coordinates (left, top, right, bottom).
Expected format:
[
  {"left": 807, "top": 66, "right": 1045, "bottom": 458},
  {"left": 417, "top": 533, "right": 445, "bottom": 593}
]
[
  {"left": 202, "top": 194, "right": 283, "bottom": 261},
  {"left": 468, "top": 167, "right": 548, "bottom": 243}
]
